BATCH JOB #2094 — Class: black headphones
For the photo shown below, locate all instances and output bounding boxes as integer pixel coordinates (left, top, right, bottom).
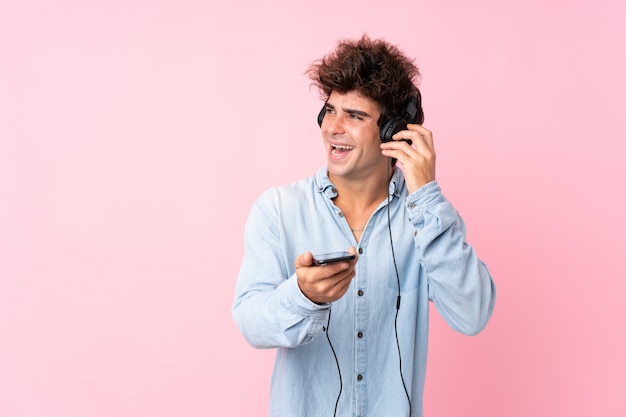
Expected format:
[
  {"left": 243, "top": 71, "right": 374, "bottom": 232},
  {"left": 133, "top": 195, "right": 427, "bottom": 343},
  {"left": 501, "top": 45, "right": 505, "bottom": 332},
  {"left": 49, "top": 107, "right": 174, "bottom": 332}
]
[{"left": 317, "top": 90, "right": 423, "bottom": 143}]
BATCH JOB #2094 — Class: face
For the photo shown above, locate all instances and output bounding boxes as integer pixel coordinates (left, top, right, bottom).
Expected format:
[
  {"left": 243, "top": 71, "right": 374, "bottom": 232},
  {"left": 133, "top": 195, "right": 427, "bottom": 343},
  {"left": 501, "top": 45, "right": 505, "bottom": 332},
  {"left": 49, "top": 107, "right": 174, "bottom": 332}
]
[{"left": 321, "top": 90, "right": 387, "bottom": 182}]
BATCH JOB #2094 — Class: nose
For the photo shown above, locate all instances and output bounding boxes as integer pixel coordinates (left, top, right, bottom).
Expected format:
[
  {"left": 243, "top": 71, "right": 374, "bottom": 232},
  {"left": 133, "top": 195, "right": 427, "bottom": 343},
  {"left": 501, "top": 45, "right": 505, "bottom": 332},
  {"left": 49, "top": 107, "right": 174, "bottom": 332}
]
[{"left": 324, "top": 113, "right": 345, "bottom": 135}]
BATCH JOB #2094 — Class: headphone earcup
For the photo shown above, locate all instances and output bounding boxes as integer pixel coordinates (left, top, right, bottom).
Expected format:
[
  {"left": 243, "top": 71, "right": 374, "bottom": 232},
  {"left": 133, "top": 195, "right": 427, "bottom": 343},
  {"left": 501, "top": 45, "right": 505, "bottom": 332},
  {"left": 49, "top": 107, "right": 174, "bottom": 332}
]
[
  {"left": 379, "top": 116, "right": 407, "bottom": 143},
  {"left": 317, "top": 107, "right": 326, "bottom": 127}
]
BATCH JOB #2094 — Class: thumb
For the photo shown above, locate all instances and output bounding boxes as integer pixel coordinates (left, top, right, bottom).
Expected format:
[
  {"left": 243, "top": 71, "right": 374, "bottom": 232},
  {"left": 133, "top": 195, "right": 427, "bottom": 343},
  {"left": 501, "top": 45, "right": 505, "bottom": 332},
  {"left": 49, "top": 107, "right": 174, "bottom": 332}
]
[{"left": 296, "top": 251, "right": 314, "bottom": 268}]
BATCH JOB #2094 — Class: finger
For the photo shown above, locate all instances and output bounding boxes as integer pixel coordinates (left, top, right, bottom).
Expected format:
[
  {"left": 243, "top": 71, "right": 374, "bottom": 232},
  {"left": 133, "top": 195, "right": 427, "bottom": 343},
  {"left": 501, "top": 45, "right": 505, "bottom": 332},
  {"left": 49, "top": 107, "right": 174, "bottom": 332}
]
[
  {"left": 392, "top": 128, "right": 426, "bottom": 149},
  {"left": 380, "top": 138, "right": 416, "bottom": 158},
  {"left": 406, "top": 124, "right": 434, "bottom": 150},
  {"left": 328, "top": 267, "right": 355, "bottom": 293},
  {"left": 295, "top": 252, "right": 314, "bottom": 268},
  {"left": 389, "top": 129, "right": 434, "bottom": 161},
  {"left": 380, "top": 144, "right": 419, "bottom": 165},
  {"left": 321, "top": 260, "right": 353, "bottom": 277},
  {"left": 380, "top": 148, "right": 410, "bottom": 168},
  {"left": 331, "top": 276, "right": 353, "bottom": 299}
]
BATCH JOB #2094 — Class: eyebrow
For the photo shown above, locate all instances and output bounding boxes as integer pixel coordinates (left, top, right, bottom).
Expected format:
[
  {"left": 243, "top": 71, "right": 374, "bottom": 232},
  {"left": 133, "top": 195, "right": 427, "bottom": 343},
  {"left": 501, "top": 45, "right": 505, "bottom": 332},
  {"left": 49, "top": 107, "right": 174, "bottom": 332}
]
[{"left": 325, "top": 103, "right": 373, "bottom": 120}]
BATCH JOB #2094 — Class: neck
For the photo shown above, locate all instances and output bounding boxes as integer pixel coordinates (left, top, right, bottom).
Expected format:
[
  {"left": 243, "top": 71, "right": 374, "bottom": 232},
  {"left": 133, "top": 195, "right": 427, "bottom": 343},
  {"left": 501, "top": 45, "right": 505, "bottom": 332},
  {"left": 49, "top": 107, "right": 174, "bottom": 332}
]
[{"left": 328, "top": 169, "right": 391, "bottom": 211}]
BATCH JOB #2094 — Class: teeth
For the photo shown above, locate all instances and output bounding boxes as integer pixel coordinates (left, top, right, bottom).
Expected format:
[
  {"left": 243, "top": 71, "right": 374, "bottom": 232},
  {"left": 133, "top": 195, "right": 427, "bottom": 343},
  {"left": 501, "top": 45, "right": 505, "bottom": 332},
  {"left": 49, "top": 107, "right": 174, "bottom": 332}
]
[{"left": 333, "top": 145, "right": 354, "bottom": 150}]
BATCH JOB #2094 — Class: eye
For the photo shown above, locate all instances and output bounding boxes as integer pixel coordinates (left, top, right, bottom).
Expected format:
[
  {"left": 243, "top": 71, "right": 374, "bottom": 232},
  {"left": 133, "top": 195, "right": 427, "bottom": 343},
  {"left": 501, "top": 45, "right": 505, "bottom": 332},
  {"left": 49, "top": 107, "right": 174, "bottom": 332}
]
[{"left": 350, "top": 113, "right": 363, "bottom": 120}]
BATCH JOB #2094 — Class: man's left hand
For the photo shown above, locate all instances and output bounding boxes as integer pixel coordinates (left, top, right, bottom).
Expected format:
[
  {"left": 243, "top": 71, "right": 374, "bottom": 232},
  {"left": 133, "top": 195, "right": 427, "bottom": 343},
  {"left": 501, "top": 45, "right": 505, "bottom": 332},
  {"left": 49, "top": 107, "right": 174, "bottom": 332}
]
[{"left": 380, "top": 123, "right": 436, "bottom": 194}]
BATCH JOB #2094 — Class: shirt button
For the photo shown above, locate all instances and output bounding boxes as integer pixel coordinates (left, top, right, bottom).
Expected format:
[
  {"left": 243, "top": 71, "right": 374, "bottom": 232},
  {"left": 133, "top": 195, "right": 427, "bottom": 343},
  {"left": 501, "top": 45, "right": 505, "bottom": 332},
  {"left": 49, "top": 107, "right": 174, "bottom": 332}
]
[
  {"left": 409, "top": 203, "right": 416, "bottom": 209},
  {"left": 357, "top": 331, "right": 363, "bottom": 338},
  {"left": 338, "top": 211, "right": 344, "bottom": 217},
  {"left": 357, "top": 374, "right": 363, "bottom": 381},
  {"left": 358, "top": 248, "right": 363, "bottom": 255},
  {"left": 357, "top": 290, "right": 364, "bottom": 296},
  {"left": 331, "top": 187, "right": 337, "bottom": 193}
]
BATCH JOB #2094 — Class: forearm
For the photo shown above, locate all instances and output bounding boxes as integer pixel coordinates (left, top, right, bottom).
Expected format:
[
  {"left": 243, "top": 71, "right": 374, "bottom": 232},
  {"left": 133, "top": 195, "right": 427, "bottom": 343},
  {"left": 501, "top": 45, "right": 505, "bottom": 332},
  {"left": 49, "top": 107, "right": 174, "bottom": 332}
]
[
  {"left": 232, "top": 271, "right": 329, "bottom": 348},
  {"left": 408, "top": 181, "right": 496, "bottom": 335}
]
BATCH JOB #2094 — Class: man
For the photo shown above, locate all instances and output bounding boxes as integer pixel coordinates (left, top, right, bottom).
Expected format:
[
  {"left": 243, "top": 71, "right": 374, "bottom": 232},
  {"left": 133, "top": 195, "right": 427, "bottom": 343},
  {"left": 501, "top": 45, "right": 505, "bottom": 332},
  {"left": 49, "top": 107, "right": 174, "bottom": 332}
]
[{"left": 232, "top": 35, "right": 496, "bottom": 417}]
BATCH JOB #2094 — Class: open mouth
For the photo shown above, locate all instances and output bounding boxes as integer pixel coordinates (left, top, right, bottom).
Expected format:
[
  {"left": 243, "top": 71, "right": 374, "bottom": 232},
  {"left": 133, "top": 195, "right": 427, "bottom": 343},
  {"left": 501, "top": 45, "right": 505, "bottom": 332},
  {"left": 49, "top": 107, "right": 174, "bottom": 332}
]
[{"left": 331, "top": 144, "right": 355, "bottom": 156}]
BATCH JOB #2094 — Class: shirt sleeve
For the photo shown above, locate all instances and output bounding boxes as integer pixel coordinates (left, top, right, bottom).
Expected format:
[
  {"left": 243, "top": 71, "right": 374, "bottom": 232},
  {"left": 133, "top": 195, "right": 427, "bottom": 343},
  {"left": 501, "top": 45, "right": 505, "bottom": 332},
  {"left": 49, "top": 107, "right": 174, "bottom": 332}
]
[
  {"left": 406, "top": 181, "right": 496, "bottom": 335},
  {"left": 232, "top": 193, "right": 330, "bottom": 349}
]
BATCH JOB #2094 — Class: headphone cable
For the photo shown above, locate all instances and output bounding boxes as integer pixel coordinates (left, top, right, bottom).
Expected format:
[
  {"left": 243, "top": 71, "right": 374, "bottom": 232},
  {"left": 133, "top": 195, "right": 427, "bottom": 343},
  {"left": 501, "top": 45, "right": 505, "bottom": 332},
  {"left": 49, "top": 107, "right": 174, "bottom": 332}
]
[
  {"left": 325, "top": 309, "right": 342, "bottom": 417},
  {"left": 387, "top": 160, "right": 412, "bottom": 417},
  {"left": 325, "top": 161, "right": 412, "bottom": 417}
]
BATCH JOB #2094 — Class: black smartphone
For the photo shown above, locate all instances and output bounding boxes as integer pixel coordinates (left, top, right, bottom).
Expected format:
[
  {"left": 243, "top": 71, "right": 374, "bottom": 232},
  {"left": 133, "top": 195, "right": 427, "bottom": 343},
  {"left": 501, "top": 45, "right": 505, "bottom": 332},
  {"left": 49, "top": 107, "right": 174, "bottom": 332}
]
[{"left": 312, "top": 251, "right": 356, "bottom": 266}]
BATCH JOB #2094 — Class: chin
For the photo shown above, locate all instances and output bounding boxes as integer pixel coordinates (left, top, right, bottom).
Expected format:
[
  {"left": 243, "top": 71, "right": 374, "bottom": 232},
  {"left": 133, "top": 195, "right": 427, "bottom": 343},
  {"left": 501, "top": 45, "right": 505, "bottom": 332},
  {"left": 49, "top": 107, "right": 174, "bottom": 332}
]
[{"left": 327, "top": 164, "right": 349, "bottom": 178}]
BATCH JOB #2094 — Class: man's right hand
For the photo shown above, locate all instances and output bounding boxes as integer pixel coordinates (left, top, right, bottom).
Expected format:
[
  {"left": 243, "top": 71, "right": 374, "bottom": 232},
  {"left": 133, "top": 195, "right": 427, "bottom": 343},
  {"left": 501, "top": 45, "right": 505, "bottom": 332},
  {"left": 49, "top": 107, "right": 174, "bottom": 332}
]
[{"left": 295, "top": 247, "right": 357, "bottom": 304}]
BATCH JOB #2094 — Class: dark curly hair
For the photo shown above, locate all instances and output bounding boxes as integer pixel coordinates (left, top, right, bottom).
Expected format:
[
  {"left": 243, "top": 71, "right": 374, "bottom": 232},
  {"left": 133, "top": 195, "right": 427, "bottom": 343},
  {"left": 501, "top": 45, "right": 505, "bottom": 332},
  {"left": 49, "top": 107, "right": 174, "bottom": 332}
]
[{"left": 307, "top": 34, "right": 424, "bottom": 127}]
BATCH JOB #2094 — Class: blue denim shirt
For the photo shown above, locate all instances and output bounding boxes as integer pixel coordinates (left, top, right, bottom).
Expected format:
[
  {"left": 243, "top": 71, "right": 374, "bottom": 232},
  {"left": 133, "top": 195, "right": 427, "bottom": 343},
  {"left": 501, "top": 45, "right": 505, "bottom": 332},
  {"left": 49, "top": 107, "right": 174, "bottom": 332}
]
[{"left": 233, "top": 167, "right": 496, "bottom": 417}]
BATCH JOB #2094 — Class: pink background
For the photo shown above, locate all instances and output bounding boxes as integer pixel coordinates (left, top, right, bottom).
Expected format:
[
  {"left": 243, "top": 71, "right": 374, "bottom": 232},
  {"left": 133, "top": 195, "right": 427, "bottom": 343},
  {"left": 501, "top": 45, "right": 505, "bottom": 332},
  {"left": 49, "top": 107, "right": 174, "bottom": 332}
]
[{"left": 1, "top": 0, "right": 625, "bottom": 416}]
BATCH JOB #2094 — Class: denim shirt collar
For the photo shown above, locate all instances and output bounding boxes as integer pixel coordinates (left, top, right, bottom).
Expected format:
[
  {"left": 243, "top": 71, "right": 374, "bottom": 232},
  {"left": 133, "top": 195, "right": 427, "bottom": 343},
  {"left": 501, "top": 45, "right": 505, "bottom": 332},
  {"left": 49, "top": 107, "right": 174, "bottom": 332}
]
[{"left": 313, "top": 166, "right": 406, "bottom": 200}]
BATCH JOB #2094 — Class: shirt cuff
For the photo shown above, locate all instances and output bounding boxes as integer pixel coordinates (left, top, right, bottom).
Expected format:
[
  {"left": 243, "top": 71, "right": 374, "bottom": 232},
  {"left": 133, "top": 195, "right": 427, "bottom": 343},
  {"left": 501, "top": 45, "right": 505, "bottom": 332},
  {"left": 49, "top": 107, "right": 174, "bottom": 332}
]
[
  {"left": 406, "top": 180, "right": 445, "bottom": 210},
  {"left": 280, "top": 272, "right": 331, "bottom": 317}
]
